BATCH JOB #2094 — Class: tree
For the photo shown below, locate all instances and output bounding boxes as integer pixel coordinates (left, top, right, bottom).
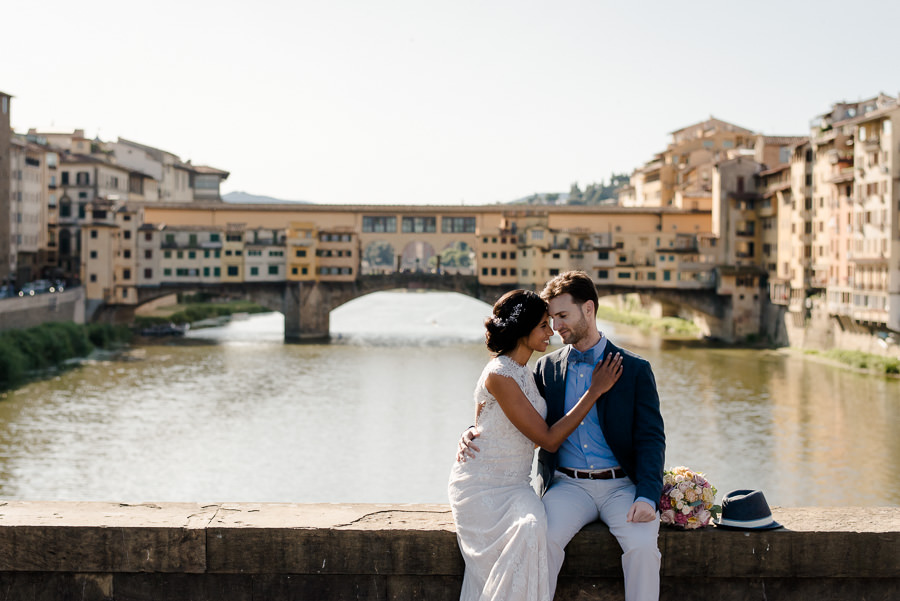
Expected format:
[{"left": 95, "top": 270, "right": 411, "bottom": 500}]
[
  {"left": 568, "top": 182, "right": 584, "bottom": 204},
  {"left": 363, "top": 240, "right": 394, "bottom": 269},
  {"left": 429, "top": 242, "right": 474, "bottom": 270}
]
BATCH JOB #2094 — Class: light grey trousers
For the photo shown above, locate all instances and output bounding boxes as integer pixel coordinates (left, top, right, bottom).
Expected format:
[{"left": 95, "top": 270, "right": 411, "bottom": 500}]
[{"left": 542, "top": 473, "right": 661, "bottom": 601}]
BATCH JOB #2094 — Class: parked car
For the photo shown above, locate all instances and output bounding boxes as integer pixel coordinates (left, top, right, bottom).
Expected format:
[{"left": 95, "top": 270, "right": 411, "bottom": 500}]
[{"left": 18, "top": 279, "right": 59, "bottom": 296}]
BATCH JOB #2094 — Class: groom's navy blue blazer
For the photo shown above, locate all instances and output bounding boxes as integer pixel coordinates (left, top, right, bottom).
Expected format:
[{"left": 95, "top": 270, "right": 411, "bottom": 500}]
[{"left": 533, "top": 340, "right": 666, "bottom": 508}]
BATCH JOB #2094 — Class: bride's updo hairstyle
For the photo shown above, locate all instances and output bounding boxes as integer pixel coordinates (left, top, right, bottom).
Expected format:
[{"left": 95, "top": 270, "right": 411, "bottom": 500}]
[{"left": 484, "top": 289, "right": 548, "bottom": 355}]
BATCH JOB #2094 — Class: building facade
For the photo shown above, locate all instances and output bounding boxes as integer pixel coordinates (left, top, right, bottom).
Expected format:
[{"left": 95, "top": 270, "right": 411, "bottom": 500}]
[
  {"left": 5, "top": 129, "right": 230, "bottom": 286},
  {"left": 620, "top": 117, "right": 757, "bottom": 210},
  {"left": 1, "top": 91, "right": 11, "bottom": 286}
]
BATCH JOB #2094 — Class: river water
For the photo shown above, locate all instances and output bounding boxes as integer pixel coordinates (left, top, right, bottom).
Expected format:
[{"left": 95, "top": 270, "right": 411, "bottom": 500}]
[{"left": 0, "top": 291, "right": 897, "bottom": 507}]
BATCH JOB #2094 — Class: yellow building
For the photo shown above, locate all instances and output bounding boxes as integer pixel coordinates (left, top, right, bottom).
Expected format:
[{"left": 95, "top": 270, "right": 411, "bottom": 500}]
[
  {"left": 622, "top": 117, "right": 756, "bottom": 209},
  {"left": 81, "top": 201, "right": 139, "bottom": 306},
  {"left": 286, "top": 222, "right": 317, "bottom": 281}
]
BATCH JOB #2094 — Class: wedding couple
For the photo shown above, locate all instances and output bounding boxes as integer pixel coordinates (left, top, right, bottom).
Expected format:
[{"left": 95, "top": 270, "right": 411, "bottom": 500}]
[{"left": 448, "top": 270, "right": 665, "bottom": 601}]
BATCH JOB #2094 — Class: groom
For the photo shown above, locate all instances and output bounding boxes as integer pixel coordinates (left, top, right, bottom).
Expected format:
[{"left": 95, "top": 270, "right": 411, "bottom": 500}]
[{"left": 460, "top": 270, "right": 665, "bottom": 600}]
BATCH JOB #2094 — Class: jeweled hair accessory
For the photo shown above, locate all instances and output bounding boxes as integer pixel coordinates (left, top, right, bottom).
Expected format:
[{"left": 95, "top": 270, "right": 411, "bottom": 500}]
[{"left": 491, "top": 302, "right": 524, "bottom": 328}]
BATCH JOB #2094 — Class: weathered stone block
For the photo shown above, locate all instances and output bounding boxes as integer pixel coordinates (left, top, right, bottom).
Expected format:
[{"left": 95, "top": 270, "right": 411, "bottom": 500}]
[
  {"left": 0, "top": 501, "right": 212, "bottom": 573},
  {"left": 0, "top": 572, "right": 112, "bottom": 601},
  {"left": 112, "top": 573, "right": 252, "bottom": 601}
]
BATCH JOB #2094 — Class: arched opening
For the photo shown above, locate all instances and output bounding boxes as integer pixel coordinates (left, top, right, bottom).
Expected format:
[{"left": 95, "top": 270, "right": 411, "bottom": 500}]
[
  {"left": 361, "top": 240, "right": 396, "bottom": 274},
  {"left": 330, "top": 290, "right": 490, "bottom": 344},
  {"left": 429, "top": 241, "right": 476, "bottom": 275},
  {"left": 399, "top": 241, "right": 436, "bottom": 273}
]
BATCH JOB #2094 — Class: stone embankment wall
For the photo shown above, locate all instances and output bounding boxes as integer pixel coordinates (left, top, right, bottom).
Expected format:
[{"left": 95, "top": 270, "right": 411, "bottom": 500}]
[
  {"left": 0, "top": 288, "right": 84, "bottom": 333},
  {"left": 784, "top": 303, "right": 900, "bottom": 358},
  {"left": 0, "top": 502, "right": 896, "bottom": 601}
]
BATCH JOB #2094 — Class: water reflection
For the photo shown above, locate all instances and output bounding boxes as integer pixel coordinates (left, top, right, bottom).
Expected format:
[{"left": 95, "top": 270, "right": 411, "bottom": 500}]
[{"left": 0, "top": 291, "right": 896, "bottom": 506}]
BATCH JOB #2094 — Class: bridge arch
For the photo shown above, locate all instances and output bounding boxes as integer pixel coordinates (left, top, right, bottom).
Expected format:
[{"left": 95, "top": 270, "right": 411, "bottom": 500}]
[
  {"left": 594, "top": 285, "right": 730, "bottom": 339},
  {"left": 285, "top": 274, "right": 515, "bottom": 342}
]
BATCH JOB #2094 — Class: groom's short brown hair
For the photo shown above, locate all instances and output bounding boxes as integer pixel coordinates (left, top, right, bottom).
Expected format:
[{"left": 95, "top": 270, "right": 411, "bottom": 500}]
[{"left": 540, "top": 270, "right": 599, "bottom": 314}]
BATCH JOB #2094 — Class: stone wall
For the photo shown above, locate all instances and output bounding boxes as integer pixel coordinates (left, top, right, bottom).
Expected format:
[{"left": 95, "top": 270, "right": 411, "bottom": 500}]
[
  {"left": 0, "top": 287, "right": 85, "bottom": 333},
  {"left": 0, "top": 502, "right": 896, "bottom": 601},
  {"left": 779, "top": 302, "right": 900, "bottom": 359}
]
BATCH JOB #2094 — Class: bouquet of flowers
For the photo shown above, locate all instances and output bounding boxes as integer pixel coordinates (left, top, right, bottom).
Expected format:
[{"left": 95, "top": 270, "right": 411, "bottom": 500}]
[{"left": 659, "top": 466, "right": 720, "bottom": 529}]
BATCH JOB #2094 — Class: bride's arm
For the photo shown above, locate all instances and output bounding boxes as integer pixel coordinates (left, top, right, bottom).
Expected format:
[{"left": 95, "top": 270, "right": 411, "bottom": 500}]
[{"left": 487, "top": 353, "right": 622, "bottom": 452}]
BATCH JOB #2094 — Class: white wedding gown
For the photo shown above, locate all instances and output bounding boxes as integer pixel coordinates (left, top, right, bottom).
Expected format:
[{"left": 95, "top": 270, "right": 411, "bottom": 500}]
[{"left": 448, "top": 355, "right": 551, "bottom": 601}]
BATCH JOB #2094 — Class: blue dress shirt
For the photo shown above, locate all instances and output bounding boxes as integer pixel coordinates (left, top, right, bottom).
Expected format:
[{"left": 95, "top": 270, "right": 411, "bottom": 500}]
[
  {"left": 558, "top": 336, "right": 656, "bottom": 508},
  {"left": 557, "top": 336, "right": 617, "bottom": 471}
]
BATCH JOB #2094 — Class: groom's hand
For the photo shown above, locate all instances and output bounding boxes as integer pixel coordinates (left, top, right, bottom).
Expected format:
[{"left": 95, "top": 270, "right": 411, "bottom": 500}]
[
  {"left": 626, "top": 500, "right": 656, "bottom": 523},
  {"left": 456, "top": 427, "right": 480, "bottom": 463}
]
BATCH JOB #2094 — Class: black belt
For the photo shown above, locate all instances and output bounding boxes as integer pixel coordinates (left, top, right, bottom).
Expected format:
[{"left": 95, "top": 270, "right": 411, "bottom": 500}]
[{"left": 558, "top": 467, "right": 626, "bottom": 480}]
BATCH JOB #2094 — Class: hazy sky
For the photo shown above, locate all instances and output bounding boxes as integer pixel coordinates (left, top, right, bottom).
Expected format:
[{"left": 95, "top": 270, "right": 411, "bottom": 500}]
[{"left": 4, "top": 1, "right": 899, "bottom": 205}]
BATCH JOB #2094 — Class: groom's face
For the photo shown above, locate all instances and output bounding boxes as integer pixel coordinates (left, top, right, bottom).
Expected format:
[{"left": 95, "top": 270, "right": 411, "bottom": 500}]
[{"left": 547, "top": 293, "right": 592, "bottom": 346}]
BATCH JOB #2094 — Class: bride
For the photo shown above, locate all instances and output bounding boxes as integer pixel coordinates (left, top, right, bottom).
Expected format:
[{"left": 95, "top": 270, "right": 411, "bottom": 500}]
[{"left": 448, "top": 289, "right": 622, "bottom": 601}]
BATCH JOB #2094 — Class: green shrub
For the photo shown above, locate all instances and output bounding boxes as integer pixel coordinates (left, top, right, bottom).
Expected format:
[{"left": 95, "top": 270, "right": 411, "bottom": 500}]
[
  {"left": 822, "top": 349, "right": 900, "bottom": 375},
  {"left": 133, "top": 316, "right": 171, "bottom": 329},
  {"left": 159, "top": 301, "right": 268, "bottom": 326},
  {"left": 595, "top": 305, "right": 700, "bottom": 337},
  {"left": 0, "top": 321, "right": 138, "bottom": 392},
  {"left": 0, "top": 338, "right": 27, "bottom": 390},
  {"left": 1, "top": 329, "right": 49, "bottom": 371},
  {"left": 37, "top": 323, "right": 75, "bottom": 364}
]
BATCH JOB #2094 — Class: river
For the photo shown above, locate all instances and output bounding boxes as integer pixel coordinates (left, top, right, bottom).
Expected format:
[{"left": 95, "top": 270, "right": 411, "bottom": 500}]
[{"left": 0, "top": 291, "right": 897, "bottom": 507}]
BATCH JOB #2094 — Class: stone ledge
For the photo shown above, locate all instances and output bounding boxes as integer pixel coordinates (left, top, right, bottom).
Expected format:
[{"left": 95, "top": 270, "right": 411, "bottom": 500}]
[{"left": 0, "top": 501, "right": 896, "bottom": 601}]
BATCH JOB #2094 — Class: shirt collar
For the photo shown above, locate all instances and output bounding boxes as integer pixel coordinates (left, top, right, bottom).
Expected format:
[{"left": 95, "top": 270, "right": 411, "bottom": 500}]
[{"left": 568, "top": 334, "right": 608, "bottom": 365}]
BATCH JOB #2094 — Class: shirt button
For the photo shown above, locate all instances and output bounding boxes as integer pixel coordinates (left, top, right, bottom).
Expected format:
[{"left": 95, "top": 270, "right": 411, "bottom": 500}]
[
  {"left": 579, "top": 374, "right": 583, "bottom": 378},
  {"left": 583, "top": 444, "right": 588, "bottom": 448},
  {"left": 590, "top": 465, "right": 595, "bottom": 469},
  {"left": 580, "top": 421, "right": 584, "bottom": 425}
]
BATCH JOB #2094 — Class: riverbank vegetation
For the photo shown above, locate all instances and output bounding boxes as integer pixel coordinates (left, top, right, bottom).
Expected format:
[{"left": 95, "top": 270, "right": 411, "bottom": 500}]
[
  {"left": 595, "top": 305, "right": 700, "bottom": 337},
  {"left": 803, "top": 349, "right": 900, "bottom": 375},
  {"left": 0, "top": 322, "right": 132, "bottom": 392},
  {"left": 134, "top": 298, "right": 269, "bottom": 329}
]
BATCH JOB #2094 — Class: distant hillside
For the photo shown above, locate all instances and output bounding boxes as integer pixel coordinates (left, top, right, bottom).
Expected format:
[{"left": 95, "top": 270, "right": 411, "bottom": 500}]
[
  {"left": 222, "top": 191, "right": 313, "bottom": 204},
  {"left": 508, "top": 174, "right": 629, "bottom": 206},
  {"left": 508, "top": 192, "right": 570, "bottom": 205}
]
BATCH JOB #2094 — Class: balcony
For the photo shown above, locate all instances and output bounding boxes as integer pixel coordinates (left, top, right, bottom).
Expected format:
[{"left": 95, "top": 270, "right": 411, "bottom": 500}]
[
  {"left": 246, "top": 240, "right": 285, "bottom": 247},
  {"left": 813, "top": 127, "right": 836, "bottom": 143},
  {"left": 862, "top": 136, "right": 881, "bottom": 151},
  {"left": 827, "top": 167, "right": 854, "bottom": 184},
  {"left": 827, "top": 148, "right": 854, "bottom": 165}
]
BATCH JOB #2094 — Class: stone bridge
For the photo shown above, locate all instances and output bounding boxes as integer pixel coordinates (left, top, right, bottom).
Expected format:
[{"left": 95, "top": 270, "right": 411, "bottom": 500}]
[{"left": 108, "top": 273, "right": 734, "bottom": 342}]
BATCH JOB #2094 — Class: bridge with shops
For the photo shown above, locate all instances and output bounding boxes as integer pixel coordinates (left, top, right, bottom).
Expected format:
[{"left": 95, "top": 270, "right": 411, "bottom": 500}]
[{"left": 106, "top": 272, "right": 733, "bottom": 342}]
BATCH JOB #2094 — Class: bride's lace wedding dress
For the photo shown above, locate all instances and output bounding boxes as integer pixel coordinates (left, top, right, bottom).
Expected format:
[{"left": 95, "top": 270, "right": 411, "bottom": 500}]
[{"left": 448, "top": 354, "right": 551, "bottom": 601}]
